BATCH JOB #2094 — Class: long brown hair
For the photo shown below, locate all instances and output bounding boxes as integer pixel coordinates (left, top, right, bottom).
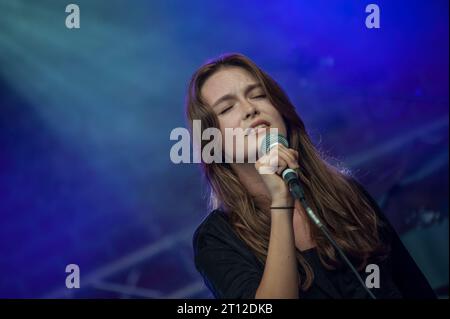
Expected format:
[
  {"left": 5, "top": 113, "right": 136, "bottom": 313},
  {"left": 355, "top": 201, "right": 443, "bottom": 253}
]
[{"left": 185, "top": 53, "right": 388, "bottom": 290}]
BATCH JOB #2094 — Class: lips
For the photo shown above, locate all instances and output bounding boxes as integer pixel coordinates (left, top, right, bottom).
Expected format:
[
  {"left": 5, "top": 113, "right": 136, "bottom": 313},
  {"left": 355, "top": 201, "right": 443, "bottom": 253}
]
[
  {"left": 249, "top": 119, "right": 271, "bottom": 129},
  {"left": 245, "top": 119, "right": 270, "bottom": 136}
]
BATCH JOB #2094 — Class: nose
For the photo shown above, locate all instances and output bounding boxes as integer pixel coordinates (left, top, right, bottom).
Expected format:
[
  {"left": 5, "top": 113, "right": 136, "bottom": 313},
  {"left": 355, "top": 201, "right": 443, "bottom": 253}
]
[{"left": 241, "top": 101, "right": 259, "bottom": 120}]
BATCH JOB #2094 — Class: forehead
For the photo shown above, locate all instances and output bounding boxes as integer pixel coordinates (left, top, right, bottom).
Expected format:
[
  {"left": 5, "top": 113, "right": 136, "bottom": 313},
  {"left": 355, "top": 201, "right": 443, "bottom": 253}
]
[{"left": 201, "top": 66, "right": 259, "bottom": 105}]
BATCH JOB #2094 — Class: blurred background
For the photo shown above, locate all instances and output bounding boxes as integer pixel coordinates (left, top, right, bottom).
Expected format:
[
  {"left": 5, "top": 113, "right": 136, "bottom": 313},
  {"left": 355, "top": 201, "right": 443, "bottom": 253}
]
[{"left": 0, "top": 0, "right": 448, "bottom": 298}]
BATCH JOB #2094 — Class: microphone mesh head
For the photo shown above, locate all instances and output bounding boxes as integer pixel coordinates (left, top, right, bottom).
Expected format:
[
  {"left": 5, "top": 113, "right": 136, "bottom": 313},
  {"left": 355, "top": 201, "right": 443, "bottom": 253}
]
[{"left": 260, "top": 133, "right": 289, "bottom": 154}]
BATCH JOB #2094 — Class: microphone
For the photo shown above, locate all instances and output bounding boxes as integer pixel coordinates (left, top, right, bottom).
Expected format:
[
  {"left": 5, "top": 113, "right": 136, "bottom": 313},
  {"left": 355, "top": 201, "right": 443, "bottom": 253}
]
[{"left": 260, "top": 133, "right": 305, "bottom": 200}]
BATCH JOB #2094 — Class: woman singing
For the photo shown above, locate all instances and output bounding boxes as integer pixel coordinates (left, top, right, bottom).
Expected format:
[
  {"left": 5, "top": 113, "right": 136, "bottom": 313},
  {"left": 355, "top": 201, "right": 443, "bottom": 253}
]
[{"left": 186, "top": 53, "right": 435, "bottom": 299}]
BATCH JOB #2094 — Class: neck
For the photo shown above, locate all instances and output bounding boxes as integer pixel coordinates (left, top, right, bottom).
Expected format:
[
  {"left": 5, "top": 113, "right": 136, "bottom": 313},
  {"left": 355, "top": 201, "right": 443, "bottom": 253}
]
[{"left": 230, "top": 162, "right": 272, "bottom": 211}]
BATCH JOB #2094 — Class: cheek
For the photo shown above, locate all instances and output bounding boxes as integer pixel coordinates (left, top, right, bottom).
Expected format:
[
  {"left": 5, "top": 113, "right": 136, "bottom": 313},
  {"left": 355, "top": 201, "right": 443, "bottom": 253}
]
[
  {"left": 276, "top": 117, "right": 288, "bottom": 136},
  {"left": 265, "top": 107, "right": 287, "bottom": 136},
  {"left": 218, "top": 113, "right": 240, "bottom": 130}
]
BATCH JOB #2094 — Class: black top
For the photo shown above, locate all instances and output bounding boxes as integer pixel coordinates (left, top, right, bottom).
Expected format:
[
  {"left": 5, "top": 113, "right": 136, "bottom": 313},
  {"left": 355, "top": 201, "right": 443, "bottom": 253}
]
[{"left": 192, "top": 179, "right": 436, "bottom": 299}]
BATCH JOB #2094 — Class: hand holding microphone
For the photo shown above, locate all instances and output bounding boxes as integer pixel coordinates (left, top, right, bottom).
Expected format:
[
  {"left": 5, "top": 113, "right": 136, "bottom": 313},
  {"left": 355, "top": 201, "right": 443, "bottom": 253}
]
[{"left": 255, "top": 133, "right": 300, "bottom": 207}]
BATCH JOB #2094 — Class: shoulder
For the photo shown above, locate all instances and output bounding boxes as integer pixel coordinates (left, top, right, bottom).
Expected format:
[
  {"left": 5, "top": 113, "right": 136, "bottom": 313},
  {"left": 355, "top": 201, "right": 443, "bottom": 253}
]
[
  {"left": 192, "top": 211, "right": 264, "bottom": 299},
  {"left": 192, "top": 209, "right": 234, "bottom": 251},
  {"left": 195, "top": 209, "right": 230, "bottom": 230},
  {"left": 192, "top": 209, "right": 261, "bottom": 266}
]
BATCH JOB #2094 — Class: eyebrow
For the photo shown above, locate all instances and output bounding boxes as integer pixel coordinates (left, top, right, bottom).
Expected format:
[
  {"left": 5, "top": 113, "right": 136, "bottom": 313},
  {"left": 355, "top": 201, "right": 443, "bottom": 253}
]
[{"left": 211, "top": 83, "right": 263, "bottom": 108}]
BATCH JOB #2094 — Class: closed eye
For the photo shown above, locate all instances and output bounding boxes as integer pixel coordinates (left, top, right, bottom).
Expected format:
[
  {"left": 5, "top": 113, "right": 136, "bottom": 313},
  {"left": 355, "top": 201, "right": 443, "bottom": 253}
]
[
  {"left": 219, "top": 105, "right": 234, "bottom": 115},
  {"left": 251, "top": 94, "right": 267, "bottom": 99}
]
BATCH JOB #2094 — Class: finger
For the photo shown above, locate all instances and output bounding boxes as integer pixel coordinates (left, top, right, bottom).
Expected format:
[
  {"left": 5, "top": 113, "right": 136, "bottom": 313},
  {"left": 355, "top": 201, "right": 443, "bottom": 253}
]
[
  {"left": 281, "top": 149, "right": 298, "bottom": 166},
  {"left": 267, "top": 146, "right": 294, "bottom": 174},
  {"left": 276, "top": 144, "right": 298, "bottom": 163},
  {"left": 287, "top": 149, "right": 299, "bottom": 160},
  {"left": 267, "top": 145, "right": 298, "bottom": 174},
  {"left": 255, "top": 153, "right": 270, "bottom": 171},
  {"left": 276, "top": 158, "right": 288, "bottom": 175},
  {"left": 256, "top": 153, "right": 280, "bottom": 174},
  {"left": 276, "top": 167, "right": 284, "bottom": 175},
  {"left": 277, "top": 157, "right": 288, "bottom": 171},
  {"left": 277, "top": 147, "right": 299, "bottom": 169},
  {"left": 272, "top": 156, "right": 287, "bottom": 175},
  {"left": 277, "top": 144, "right": 298, "bottom": 156}
]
